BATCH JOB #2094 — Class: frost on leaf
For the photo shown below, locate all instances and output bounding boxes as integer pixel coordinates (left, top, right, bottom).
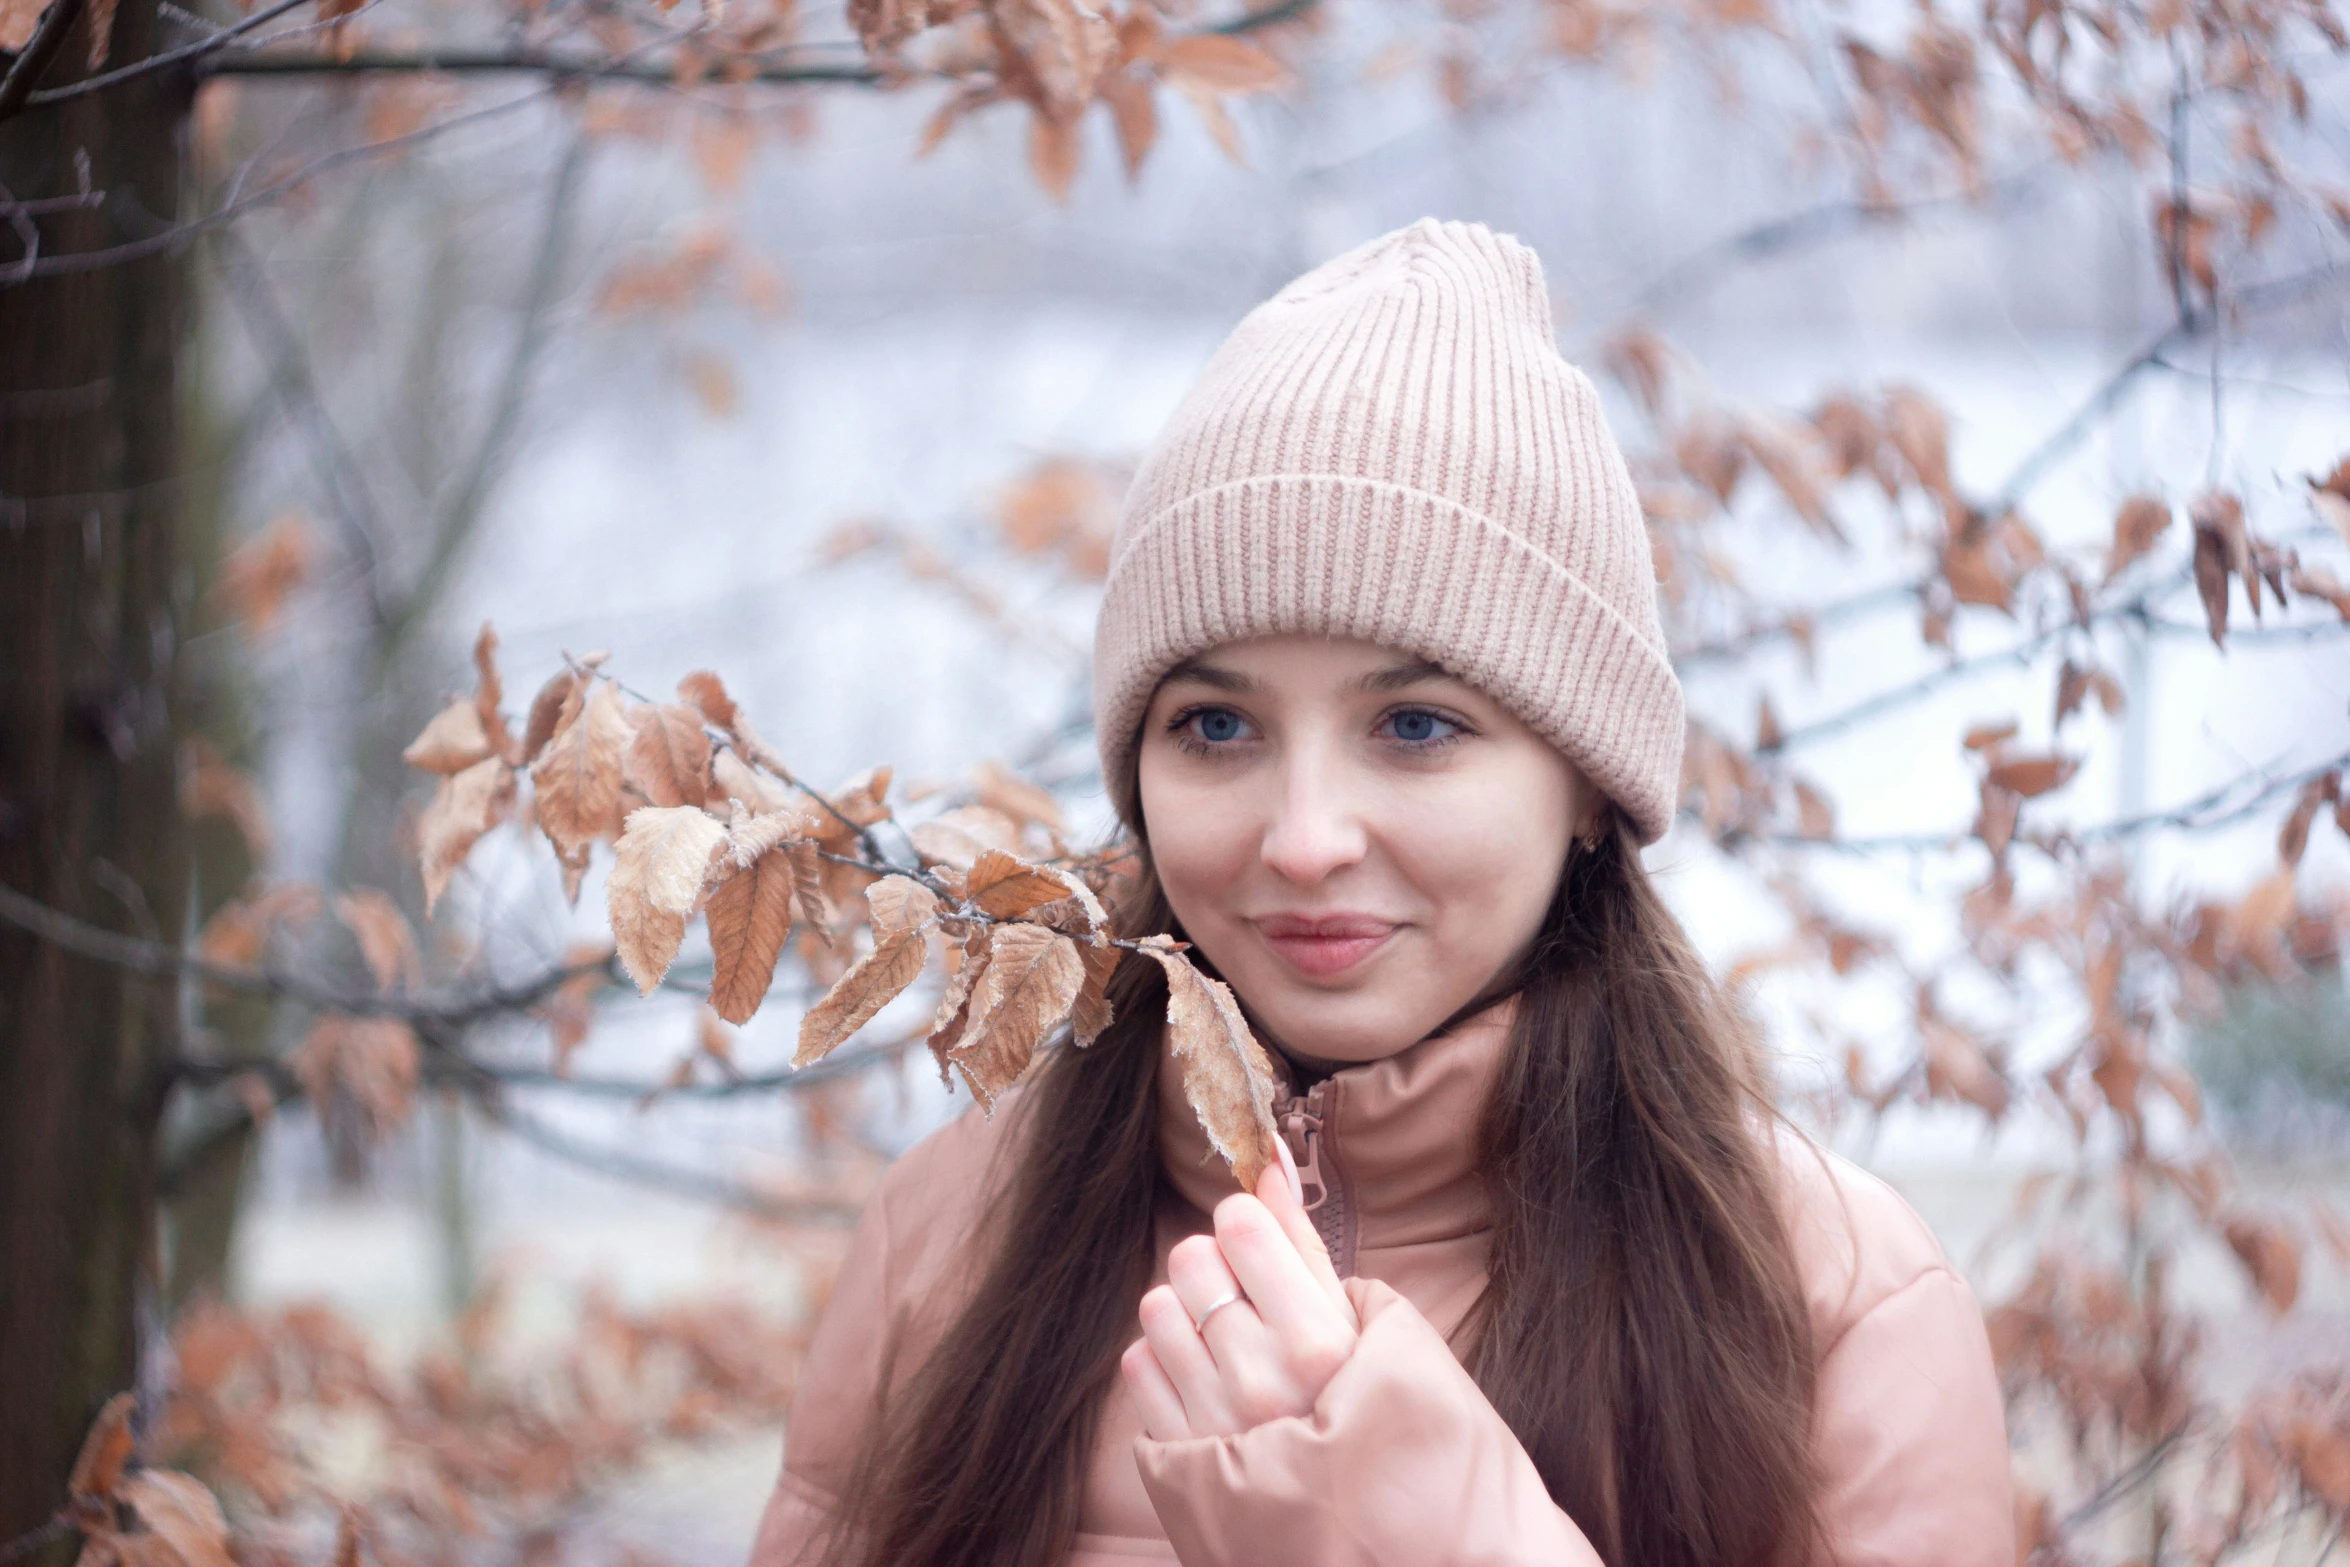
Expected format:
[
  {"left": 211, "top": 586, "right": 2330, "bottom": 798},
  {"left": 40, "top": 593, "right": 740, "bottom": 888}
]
[
  {"left": 943, "top": 922, "right": 1083, "bottom": 1110},
  {"left": 607, "top": 806, "right": 729, "bottom": 995},
  {"left": 626, "top": 702, "right": 714, "bottom": 809},
  {"left": 796, "top": 878, "right": 935, "bottom": 1065},
  {"left": 965, "top": 849, "right": 1076, "bottom": 919},
  {"left": 419, "top": 757, "right": 516, "bottom": 915},
  {"left": 1134, "top": 934, "right": 1280, "bottom": 1191},
  {"left": 403, "top": 700, "right": 495, "bottom": 775},
  {"left": 1071, "top": 937, "right": 1120, "bottom": 1045},
  {"left": 707, "top": 841, "right": 796, "bottom": 1025},
  {"left": 533, "top": 679, "right": 631, "bottom": 861}
]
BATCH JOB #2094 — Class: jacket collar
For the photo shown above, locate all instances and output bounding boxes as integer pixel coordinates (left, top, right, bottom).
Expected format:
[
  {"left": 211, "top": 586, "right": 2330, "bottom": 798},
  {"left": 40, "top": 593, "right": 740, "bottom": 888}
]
[{"left": 1155, "top": 998, "right": 1516, "bottom": 1267}]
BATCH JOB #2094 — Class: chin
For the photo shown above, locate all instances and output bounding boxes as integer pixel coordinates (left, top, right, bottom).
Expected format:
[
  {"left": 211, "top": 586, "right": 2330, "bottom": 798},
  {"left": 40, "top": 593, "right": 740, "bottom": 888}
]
[{"left": 1253, "top": 990, "right": 1429, "bottom": 1064}]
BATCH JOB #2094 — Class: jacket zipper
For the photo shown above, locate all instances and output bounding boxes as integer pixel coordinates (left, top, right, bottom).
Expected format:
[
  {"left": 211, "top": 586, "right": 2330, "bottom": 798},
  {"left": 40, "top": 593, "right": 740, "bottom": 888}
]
[{"left": 1277, "top": 1078, "right": 1353, "bottom": 1276}]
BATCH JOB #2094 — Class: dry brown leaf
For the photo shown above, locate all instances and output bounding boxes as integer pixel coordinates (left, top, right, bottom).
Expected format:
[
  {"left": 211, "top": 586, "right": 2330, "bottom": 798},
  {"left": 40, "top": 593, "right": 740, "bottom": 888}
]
[
  {"left": 0, "top": 0, "right": 54, "bottom": 52},
  {"left": 865, "top": 874, "right": 941, "bottom": 938},
  {"left": 2222, "top": 1213, "right": 2301, "bottom": 1312},
  {"left": 1755, "top": 695, "right": 1783, "bottom": 752},
  {"left": 1028, "top": 109, "right": 1082, "bottom": 202},
  {"left": 1921, "top": 1014, "right": 2009, "bottom": 1117},
  {"left": 2290, "top": 562, "right": 2350, "bottom": 621},
  {"left": 519, "top": 669, "right": 582, "bottom": 764},
  {"left": 213, "top": 513, "right": 315, "bottom": 633},
  {"left": 1740, "top": 411, "right": 1843, "bottom": 542},
  {"left": 1134, "top": 934, "right": 1280, "bottom": 1190},
  {"left": 607, "top": 806, "right": 729, "bottom": 995},
  {"left": 712, "top": 750, "right": 794, "bottom": 814},
  {"left": 627, "top": 702, "right": 715, "bottom": 809},
  {"left": 1098, "top": 68, "right": 1157, "bottom": 181},
  {"left": 334, "top": 889, "right": 419, "bottom": 991},
  {"left": 118, "top": 1473, "right": 237, "bottom": 1567},
  {"left": 910, "top": 804, "right": 1024, "bottom": 870},
  {"left": 705, "top": 842, "right": 796, "bottom": 1025},
  {"left": 1792, "top": 779, "right": 1835, "bottom": 840},
  {"left": 69, "top": 1392, "right": 137, "bottom": 1500},
  {"left": 1974, "top": 783, "right": 2019, "bottom": 859},
  {"left": 419, "top": 757, "right": 515, "bottom": 915},
  {"left": 1157, "top": 31, "right": 1288, "bottom": 91},
  {"left": 974, "top": 758, "right": 1065, "bottom": 833},
  {"left": 2279, "top": 773, "right": 2332, "bottom": 867},
  {"left": 1985, "top": 754, "right": 2077, "bottom": 798},
  {"left": 676, "top": 669, "right": 742, "bottom": 735},
  {"left": 291, "top": 1016, "right": 420, "bottom": 1139},
  {"left": 1883, "top": 387, "right": 1952, "bottom": 499},
  {"left": 945, "top": 922, "right": 1084, "bottom": 1109},
  {"left": 1072, "top": 938, "right": 1119, "bottom": 1045},
  {"left": 796, "top": 920, "right": 930, "bottom": 1066},
  {"left": 2309, "top": 457, "right": 2350, "bottom": 549},
  {"left": 532, "top": 679, "right": 631, "bottom": 859},
  {"left": 965, "top": 849, "right": 1076, "bottom": 918},
  {"left": 1941, "top": 537, "right": 2012, "bottom": 612},
  {"left": 2190, "top": 491, "right": 2244, "bottom": 646},
  {"left": 404, "top": 701, "right": 494, "bottom": 775},
  {"left": 927, "top": 926, "right": 989, "bottom": 1076},
  {"left": 1962, "top": 720, "right": 2018, "bottom": 752},
  {"left": 2104, "top": 493, "right": 2171, "bottom": 581},
  {"left": 469, "top": 624, "right": 512, "bottom": 761}
]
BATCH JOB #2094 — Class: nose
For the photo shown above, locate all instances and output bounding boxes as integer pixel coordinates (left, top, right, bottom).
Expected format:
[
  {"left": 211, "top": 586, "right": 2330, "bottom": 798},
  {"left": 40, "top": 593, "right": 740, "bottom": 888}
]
[{"left": 1259, "top": 743, "right": 1368, "bottom": 886}]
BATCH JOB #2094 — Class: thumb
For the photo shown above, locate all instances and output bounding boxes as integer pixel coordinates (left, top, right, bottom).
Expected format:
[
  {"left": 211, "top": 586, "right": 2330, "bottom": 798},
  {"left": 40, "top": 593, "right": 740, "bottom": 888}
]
[{"left": 1257, "top": 1137, "right": 1358, "bottom": 1328}]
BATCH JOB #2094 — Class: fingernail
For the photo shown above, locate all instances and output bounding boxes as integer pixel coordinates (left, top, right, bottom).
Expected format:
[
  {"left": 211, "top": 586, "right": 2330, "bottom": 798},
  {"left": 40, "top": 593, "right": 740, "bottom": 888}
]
[{"left": 1274, "top": 1135, "right": 1303, "bottom": 1206}]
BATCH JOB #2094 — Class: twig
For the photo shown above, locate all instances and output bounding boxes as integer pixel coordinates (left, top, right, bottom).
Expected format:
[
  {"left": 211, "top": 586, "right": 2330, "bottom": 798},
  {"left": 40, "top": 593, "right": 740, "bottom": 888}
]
[
  {"left": 1758, "top": 745, "right": 2350, "bottom": 856},
  {"left": 0, "top": 881, "right": 601, "bottom": 1024},
  {"left": 476, "top": 1096, "right": 861, "bottom": 1222},
  {"left": 198, "top": 0, "right": 1316, "bottom": 81},
  {"left": 21, "top": 0, "right": 310, "bottom": 108},
  {"left": 0, "top": 1518, "right": 72, "bottom": 1567}
]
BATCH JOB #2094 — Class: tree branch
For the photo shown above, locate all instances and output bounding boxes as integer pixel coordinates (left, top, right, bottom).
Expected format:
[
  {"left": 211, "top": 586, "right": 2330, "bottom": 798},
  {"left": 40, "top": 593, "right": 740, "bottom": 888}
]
[
  {"left": 197, "top": 0, "right": 1318, "bottom": 82},
  {"left": 0, "top": 881, "right": 602, "bottom": 1023}
]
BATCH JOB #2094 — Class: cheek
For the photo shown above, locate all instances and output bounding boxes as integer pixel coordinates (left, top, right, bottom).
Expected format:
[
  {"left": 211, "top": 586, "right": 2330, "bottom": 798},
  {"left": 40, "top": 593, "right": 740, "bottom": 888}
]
[
  {"left": 1391, "top": 757, "right": 1576, "bottom": 946},
  {"left": 1137, "top": 756, "right": 1255, "bottom": 922}
]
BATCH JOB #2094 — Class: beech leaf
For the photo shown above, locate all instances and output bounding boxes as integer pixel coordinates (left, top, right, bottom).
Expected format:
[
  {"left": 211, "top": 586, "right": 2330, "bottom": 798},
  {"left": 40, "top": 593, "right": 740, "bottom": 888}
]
[
  {"left": 627, "top": 702, "right": 715, "bottom": 809},
  {"left": 607, "top": 806, "right": 729, "bottom": 995},
  {"left": 1072, "top": 938, "right": 1120, "bottom": 1045},
  {"left": 705, "top": 843, "right": 796, "bottom": 1025},
  {"left": 419, "top": 757, "right": 516, "bottom": 915},
  {"left": 334, "top": 888, "right": 419, "bottom": 991},
  {"left": 1986, "top": 754, "right": 2078, "bottom": 798},
  {"left": 69, "top": 1392, "right": 137, "bottom": 1501},
  {"left": 403, "top": 700, "right": 494, "bottom": 775},
  {"left": 945, "top": 922, "right": 1084, "bottom": 1109},
  {"left": 119, "top": 1472, "right": 238, "bottom": 1567},
  {"left": 966, "top": 849, "right": 1076, "bottom": 918},
  {"left": 797, "top": 922, "right": 929, "bottom": 1066},
  {"left": 532, "top": 680, "right": 631, "bottom": 859},
  {"left": 1134, "top": 934, "right": 1280, "bottom": 1190}
]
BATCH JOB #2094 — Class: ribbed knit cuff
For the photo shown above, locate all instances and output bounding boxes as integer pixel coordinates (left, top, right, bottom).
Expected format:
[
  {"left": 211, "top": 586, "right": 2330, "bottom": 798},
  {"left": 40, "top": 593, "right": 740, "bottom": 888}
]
[{"left": 1095, "top": 473, "right": 1684, "bottom": 843}]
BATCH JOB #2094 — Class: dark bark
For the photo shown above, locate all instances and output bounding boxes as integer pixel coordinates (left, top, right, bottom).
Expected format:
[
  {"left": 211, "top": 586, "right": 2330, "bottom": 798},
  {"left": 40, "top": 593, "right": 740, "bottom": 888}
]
[{"left": 0, "top": 0, "right": 190, "bottom": 1539}]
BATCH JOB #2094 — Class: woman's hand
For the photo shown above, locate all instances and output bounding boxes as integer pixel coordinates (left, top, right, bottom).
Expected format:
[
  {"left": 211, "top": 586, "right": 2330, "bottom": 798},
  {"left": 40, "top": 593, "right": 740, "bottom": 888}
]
[{"left": 1121, "top": 1142, "right": 1361, "bottom": 1441}]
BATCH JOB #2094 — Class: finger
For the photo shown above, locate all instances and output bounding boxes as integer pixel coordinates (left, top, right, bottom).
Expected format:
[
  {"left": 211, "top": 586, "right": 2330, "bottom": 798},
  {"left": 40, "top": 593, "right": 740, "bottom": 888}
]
[
  {"left": 1165, "top": 1233, "right": 1275, "bottom": 1359},
  {"left": 1221, "top": 1189, "right": 1360, "bottom": 1350},
  {"left": 1138, "top": 1283, "right": 1240, "bottom": 1435},
  {"left": 1121, "top": 1337, "right": 1192, "bottom": 1442},
  {"left": 1256, "top": 1156, "right": 1358, "bottom": 1326}
]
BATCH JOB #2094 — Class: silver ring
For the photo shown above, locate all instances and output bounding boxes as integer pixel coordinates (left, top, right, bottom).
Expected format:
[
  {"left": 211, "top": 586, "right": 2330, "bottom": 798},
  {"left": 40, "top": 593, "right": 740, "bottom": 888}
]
[{"left": 1192, "top": 1290, "right": 1247, "bottom": 1333}]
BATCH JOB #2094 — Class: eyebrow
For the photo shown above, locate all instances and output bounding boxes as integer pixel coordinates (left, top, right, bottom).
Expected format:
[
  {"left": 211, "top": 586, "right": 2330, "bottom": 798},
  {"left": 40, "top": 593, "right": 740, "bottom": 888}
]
[
  {"left": 1355, "top": 657, "right": 1454, "bottom": 694},
  {"left": 1160, "top": 656, "right": 1256, "bottom": 693}
]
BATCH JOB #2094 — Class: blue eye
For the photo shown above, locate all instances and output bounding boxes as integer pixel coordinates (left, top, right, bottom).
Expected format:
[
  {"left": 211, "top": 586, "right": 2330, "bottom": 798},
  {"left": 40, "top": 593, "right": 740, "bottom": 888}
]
[
  {"left": 1390, "top": 710, "right": 1439, "bottom": 742},
  {"left": 1379, "top": 707, "right": 1468, "bottom": 748},
  {"left": 1196, "top": 709, "right": 1245, "bottom": 743}
]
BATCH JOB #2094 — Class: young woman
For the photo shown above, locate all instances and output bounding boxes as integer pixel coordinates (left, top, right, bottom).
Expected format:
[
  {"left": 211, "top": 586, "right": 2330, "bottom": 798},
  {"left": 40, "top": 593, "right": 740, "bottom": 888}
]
[{"left": 751, "top": 218, "right": 2013, "bottom": 1567}]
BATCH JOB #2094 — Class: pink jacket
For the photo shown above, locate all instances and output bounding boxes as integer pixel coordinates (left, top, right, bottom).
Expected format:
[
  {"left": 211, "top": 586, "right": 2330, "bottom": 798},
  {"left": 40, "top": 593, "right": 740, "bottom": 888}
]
[{"left": 750, "top": 1005, "right": 2015, "bottom": 1566}]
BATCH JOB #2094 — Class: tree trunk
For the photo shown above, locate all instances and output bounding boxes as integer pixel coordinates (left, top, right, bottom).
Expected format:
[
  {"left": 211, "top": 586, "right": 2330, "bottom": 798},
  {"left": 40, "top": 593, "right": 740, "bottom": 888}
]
[{"left": 0, "top": 0, "right": 190, "bottom": 1540}]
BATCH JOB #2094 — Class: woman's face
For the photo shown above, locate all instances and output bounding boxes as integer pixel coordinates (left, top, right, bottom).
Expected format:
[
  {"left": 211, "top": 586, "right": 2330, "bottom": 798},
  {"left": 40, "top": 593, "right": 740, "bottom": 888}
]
[{"left": 1136, "top": 635, "right": 1599, "bottom": 1065}]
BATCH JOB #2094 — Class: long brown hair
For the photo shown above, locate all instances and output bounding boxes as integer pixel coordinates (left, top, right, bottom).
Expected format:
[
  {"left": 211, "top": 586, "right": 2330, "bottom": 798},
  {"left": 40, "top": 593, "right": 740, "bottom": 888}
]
[{"left": 827, "top": 812, "right": 1817, "bottom": 1567}]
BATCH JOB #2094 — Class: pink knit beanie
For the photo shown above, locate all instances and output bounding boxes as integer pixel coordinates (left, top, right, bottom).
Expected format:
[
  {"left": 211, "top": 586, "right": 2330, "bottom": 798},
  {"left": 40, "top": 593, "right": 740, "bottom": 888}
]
[{"left": 1092, "top": 217, "right": 1685, "bottom": 844}]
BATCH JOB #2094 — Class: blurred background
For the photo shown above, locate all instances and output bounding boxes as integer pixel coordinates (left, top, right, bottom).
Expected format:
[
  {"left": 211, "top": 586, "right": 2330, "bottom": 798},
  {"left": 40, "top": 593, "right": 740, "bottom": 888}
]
[{"left": 5, "top": 0, "right": 2349, "bottom": 1559}]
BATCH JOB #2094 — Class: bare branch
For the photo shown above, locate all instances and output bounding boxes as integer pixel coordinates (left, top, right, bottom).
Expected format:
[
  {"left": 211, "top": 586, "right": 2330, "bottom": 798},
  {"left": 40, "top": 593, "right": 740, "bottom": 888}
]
[
  {"left": 0, "top": 0, "right": 88, "bottom": 122},
  {"left": 18, "top": 0, "right": 310, "bottom": 110}
]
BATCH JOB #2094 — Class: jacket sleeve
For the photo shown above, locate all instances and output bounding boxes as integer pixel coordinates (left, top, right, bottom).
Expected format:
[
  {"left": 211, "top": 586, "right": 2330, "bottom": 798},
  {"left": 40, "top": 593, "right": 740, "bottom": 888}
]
[
  {"left": 1810, "top": 1263, "right": 2015, "bottom": 1567},
  {"left": 1132, "top": 1278, "right": 1606, "bottom": 1567},
  {"left": 746, "top": 1190, "right": 898, "bottom": 1567}
]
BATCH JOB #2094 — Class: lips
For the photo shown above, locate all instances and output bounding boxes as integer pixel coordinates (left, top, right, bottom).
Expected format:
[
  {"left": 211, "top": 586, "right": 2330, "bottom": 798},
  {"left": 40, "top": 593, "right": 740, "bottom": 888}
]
[{"left": 1252, "top": 912, "right": 1399, "bottom": 978}]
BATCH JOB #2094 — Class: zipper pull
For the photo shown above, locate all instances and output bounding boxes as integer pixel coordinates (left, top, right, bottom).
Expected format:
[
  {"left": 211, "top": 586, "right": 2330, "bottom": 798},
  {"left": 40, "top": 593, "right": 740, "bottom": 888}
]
[{"left": 1278, "top": 1105, "right": 1328, "bottom": 1212}]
